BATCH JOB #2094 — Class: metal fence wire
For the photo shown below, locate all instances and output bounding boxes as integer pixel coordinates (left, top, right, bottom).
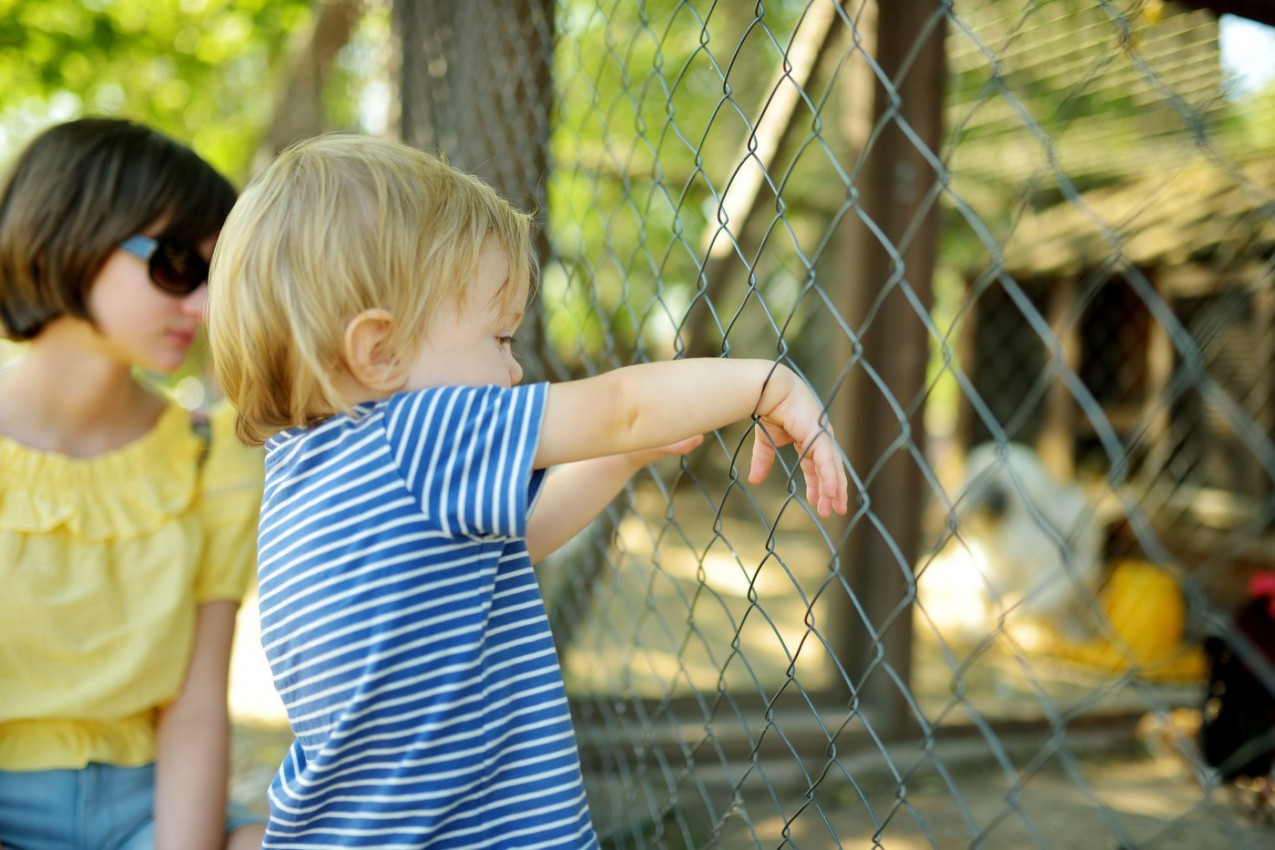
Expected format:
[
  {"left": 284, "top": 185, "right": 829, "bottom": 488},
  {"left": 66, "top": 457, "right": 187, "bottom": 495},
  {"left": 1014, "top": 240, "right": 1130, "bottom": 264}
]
[{"left": 391, "top": 0, "right": 1275, "bottom": 846}]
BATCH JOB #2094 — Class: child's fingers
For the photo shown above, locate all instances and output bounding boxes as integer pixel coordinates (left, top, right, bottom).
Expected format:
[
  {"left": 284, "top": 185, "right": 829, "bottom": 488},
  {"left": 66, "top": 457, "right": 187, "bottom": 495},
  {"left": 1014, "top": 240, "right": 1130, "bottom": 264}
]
[
  {"left": 802, "top": 445, "right": 834, "bottom": 517},
  {"left": 799, "top": 452, "right": 820, "bottom": 507},
  {"left": 664, "top": 434, "right": 704, "bottom": 456},
  {"left": 628, "top": 434, "right": 704, "bottom": 468},
  {"left": 804, "top": 430, "right": 848, "bottom": 517},
  {"left": 756, "top": 407, "right": 847, "bottom": 516},
  {"left": 823, "top": 440, "right": 848, "bottom": 515},
  {"left": 748, "top": 427, "right": 777, "bottom": 485}
]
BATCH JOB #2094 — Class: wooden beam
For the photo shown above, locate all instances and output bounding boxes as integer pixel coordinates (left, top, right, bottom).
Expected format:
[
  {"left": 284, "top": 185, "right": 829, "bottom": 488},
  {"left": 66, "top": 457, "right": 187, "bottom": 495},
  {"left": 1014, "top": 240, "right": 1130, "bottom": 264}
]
[
  {"left": 1139, "top": 271, "right": 1177, "bottom": 491},
  {"left": 681, "top": 2, "right": 848, "bottom": 357},
  {"left": 1039, "top": 276, "right": 1078, "bottom": 480},
  {"left": 1252, "top": 286, "right": 1275, "bottom": 506},
  {"left": 1158, "top": 262, "right": 1267, "bottom": 298},
  {"left": 253, "top": 0, "right": 364, "bottom": 170}
]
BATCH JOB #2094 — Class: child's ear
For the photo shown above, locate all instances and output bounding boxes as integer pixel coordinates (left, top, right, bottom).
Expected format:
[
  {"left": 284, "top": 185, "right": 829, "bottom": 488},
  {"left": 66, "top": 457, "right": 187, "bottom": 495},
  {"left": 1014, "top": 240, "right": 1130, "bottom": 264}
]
[{"left": 343, "top": 308, "right": 407, "bottom": 392}]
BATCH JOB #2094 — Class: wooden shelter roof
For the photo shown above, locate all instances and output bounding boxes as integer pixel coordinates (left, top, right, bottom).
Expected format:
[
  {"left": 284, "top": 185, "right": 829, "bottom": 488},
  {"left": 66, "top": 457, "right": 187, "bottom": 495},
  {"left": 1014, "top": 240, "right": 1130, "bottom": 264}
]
[{"left": 998, "top": 155, "right": 1275, "bottom": 279}]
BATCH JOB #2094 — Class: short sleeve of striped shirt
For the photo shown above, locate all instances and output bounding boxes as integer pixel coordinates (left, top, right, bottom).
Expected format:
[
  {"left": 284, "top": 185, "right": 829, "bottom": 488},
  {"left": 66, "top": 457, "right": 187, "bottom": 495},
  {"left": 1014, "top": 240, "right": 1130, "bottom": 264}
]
[{"left": 383, "top": 383, "right": 548, "bottom": 539}]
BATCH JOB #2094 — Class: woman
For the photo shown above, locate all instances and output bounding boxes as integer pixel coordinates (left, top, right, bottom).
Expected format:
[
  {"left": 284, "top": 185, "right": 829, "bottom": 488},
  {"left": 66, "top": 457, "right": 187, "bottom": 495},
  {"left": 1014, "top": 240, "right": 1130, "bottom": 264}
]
[{"left": 0, "top": 118, "right": 265, "bottom": 849}]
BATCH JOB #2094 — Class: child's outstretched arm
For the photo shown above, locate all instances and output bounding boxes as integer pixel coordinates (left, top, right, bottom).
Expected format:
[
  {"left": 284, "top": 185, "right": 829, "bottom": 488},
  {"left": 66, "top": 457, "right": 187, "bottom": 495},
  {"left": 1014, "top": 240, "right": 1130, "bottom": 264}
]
[{"left": 535, "top": 358, "right": 848, "bottom": 519}]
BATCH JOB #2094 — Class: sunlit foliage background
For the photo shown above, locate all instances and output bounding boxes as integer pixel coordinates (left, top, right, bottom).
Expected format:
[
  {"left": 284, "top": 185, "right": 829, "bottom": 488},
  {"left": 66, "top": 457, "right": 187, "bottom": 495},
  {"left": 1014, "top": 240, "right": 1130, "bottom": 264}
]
[{"left": 0, "top": 0, "right": 389, "bottom": 182}]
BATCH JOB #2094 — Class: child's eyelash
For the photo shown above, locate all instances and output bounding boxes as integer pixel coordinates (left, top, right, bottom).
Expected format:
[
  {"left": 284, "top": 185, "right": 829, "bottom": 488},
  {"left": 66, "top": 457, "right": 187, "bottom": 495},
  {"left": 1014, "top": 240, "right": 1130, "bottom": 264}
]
[{"left": 498, "top": 336, "right": 516, "bottom": 346}]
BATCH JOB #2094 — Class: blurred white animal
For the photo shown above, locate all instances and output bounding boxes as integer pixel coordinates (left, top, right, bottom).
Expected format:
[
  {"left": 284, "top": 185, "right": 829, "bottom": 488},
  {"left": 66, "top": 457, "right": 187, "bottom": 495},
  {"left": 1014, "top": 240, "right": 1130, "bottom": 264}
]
[{"left": 918, "top": 442, "right": 1103, "bottom": 645}]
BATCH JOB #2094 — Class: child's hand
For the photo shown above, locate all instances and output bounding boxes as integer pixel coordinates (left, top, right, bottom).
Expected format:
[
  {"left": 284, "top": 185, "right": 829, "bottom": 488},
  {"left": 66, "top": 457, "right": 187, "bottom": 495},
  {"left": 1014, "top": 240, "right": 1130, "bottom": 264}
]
[
  {"left": 749, "top": 370, "right": 848, "bottom": 518},
  {"left": 623, "top": 434, "right": 704, "bottom": 471}
]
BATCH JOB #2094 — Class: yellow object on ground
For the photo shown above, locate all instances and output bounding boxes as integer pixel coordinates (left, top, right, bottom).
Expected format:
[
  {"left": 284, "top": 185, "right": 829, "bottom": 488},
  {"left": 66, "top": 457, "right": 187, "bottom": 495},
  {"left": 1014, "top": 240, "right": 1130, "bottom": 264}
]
[{"left": 1050, "top": 560, "right": 1207, "bottom": 681}]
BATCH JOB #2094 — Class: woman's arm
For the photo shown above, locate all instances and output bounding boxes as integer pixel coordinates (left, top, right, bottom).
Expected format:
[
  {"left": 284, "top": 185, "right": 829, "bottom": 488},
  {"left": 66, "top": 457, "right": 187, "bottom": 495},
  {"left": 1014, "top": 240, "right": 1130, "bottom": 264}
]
[
  {"left": 536, "top": 359, "right": 847, "bottom": 518},
  {"left": 154, "top": 600, "right": 239, "bottom": 850},
  {"left": 525, "top": 437, "right": 702, "bottom": 561}
]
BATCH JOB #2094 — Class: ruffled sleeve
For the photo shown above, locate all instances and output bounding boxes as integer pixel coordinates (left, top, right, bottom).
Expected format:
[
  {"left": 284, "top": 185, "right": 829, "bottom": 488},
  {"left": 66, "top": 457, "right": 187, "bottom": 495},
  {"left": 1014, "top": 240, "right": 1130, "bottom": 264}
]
[{"left": 193, "top": 401, "right": 264, "bottom": 602}]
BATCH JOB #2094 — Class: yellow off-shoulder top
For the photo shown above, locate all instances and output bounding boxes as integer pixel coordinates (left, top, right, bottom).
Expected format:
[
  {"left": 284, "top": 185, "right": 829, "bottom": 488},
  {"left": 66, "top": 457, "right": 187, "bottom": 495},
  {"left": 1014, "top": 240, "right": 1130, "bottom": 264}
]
[{"left": 0, "top": 401, "right": 263, "bottom": 770}]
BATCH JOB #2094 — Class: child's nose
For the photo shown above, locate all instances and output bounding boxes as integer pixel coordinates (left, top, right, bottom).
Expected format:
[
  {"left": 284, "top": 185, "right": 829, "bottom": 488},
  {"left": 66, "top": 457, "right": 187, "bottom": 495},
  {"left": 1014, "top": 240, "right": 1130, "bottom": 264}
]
[{"left": 508, "top": 356, "right": 523, "bottom": 386}]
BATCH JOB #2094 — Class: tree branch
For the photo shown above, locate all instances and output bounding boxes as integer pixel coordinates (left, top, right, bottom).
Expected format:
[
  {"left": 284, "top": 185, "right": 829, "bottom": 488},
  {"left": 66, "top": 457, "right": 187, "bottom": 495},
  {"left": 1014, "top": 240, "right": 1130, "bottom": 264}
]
[{"left": 253, "top": 0, "right": 364, "bottom": 171}]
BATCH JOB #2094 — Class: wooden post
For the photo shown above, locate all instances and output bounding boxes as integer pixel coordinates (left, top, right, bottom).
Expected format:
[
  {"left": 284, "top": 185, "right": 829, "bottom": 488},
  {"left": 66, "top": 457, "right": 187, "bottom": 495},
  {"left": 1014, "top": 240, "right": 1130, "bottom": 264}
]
[
  {"left": 954, "top": 279, "right": 980, "bottom": 455},
  {"left": 681, "top": 3, "right": 846, "bottom": 357},
  {"left": 1252, "top": 285, "right": 1275, "bottom": 510},
  {"left": 833, "top": 0, "right": 946, "bottom": 732},
  {"left": 1141, "top": 275, "right": 1176, "bottom": 490},
  {"left": 1039, "top": 275, "right": 1078, "bottom": 480}
]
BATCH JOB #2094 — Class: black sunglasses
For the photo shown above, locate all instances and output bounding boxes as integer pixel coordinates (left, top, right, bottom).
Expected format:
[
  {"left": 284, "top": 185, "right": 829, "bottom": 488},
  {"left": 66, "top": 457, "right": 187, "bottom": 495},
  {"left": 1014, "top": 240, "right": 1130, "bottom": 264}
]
[{"left": 119, "top": 234, "right": 210, "bottom": 297}]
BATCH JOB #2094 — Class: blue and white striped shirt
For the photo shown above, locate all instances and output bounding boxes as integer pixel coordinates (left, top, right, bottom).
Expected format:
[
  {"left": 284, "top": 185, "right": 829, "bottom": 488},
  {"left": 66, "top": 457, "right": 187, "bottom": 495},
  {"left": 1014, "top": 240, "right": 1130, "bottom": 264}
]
[{"left": 257, "top": 383, "right": 597, "bottom": 849}]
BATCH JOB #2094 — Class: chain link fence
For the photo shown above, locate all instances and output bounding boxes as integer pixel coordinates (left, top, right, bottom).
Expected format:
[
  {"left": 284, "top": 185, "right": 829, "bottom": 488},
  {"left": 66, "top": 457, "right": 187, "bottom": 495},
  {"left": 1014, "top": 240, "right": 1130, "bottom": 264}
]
[{"left": 390, "top": 0, "right": 1275, "bottom": 846}]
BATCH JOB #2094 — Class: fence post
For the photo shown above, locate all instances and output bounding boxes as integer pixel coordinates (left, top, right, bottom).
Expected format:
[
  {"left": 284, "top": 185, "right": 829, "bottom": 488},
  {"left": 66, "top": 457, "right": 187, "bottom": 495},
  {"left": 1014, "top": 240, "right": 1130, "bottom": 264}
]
[
  {"left": 1041, "top": 275, "right": 1079, "bottom": 479},
  {"left": 834, "top": 0, "right": 946, "bottom": 733}
]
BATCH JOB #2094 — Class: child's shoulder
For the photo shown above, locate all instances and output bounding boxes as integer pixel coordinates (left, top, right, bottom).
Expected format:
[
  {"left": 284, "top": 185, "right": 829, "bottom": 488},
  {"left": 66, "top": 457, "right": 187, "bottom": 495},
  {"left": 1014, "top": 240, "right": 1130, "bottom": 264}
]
[
  {"left": 385, "top": 382, "right": 547, "bottom": 414},
  {"left": 265, "top": 383, "right": 548, "bottom": 455},
  {"left": 378, "top": 383, "right": 548, "bottom": 446}
]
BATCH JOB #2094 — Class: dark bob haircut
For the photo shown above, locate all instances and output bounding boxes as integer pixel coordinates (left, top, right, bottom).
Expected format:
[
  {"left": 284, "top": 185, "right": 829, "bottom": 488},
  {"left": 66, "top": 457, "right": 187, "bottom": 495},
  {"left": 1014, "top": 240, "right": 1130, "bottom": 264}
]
[{"left": 0, "top": 118, "right": 237, "bottom": 340}]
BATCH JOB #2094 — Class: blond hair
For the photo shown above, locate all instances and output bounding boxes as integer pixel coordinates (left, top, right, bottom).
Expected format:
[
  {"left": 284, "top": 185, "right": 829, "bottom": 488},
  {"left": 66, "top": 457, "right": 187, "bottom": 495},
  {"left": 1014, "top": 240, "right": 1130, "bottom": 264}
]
[{"left": 208, "top": 134, "right": 536, "bottom": 446}]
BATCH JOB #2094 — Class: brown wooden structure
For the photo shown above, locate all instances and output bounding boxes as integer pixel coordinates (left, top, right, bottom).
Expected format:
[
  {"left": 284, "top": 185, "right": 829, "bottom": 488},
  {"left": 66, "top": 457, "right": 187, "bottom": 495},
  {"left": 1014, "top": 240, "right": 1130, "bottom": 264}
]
[{"left": 958, "top": 156, "right": 1275, "bottom": 606}]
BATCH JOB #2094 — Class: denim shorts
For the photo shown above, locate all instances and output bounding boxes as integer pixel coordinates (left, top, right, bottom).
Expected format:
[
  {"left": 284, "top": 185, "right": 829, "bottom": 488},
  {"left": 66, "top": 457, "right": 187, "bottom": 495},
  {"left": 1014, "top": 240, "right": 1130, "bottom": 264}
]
[{"left": 0, "top": 762, "right": 263, "bottom": 850}]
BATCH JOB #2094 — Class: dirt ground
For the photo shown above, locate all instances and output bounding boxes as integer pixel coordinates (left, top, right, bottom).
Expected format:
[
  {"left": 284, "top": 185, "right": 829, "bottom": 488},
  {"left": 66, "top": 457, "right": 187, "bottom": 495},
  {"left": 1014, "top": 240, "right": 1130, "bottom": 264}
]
[
  {"left": 723, "top": 726, "right": 1275, "bottom": 849},
  {"left": 229, "top": 714, "right": 1275, "bottom": 848},
  {"left": 228, "top": 590, "right": 1275, "bottom": 848}
]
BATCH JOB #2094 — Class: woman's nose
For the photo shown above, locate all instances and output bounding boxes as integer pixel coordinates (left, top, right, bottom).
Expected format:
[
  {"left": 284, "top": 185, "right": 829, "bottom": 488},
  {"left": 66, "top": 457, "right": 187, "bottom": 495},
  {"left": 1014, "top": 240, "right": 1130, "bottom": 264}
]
[{"left": 183, "top": 285, "right": 210, "bottom": 320}]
